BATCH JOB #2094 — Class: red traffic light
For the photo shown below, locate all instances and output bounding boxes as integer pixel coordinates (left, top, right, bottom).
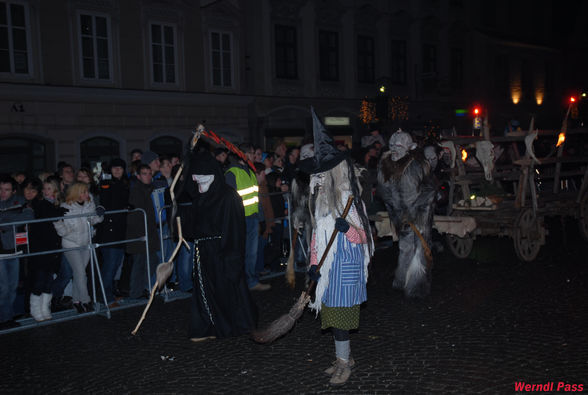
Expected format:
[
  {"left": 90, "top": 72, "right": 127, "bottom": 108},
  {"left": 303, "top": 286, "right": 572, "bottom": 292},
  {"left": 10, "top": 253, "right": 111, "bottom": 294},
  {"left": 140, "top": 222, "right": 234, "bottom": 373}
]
[
  {"left": 570, "top": 96, "right": 576, "bottom": 103},
  {"left": 473, "top": 107, "right": 480, "bottom": 115}
]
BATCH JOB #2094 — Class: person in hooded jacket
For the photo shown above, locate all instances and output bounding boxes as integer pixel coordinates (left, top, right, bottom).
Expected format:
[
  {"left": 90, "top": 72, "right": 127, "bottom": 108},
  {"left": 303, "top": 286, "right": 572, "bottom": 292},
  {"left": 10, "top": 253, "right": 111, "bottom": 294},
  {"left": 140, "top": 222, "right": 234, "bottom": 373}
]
[
  {"left": 183, "top": 148, "right": 257, "bottom": 342},
  {"left": 96, "top": 158, "right": 130, "bottom": 304}
]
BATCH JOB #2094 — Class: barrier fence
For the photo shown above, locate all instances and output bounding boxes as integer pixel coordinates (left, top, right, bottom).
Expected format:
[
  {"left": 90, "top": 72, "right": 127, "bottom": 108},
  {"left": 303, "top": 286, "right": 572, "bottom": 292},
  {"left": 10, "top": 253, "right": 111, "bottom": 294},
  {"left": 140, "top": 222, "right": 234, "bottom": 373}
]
[{"left": 0, "top": 208, "right": 151, "bottom": 330}]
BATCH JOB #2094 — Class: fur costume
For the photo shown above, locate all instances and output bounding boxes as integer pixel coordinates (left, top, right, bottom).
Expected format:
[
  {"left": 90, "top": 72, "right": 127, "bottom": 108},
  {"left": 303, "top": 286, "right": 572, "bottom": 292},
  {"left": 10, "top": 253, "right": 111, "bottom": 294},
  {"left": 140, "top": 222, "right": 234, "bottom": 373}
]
[{"left": 378, "top": 132, "right": 436, "bottom": 298}]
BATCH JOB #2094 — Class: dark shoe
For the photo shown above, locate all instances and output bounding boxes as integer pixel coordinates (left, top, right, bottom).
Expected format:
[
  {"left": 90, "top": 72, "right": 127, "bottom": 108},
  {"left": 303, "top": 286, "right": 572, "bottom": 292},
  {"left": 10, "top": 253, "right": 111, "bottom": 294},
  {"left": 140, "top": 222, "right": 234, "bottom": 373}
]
[
  {"left": 82, "top": 302, "right": 94, "bottom": 312},
  {"left": 73, "top": 302, "right": 84, "bottom": 314}
]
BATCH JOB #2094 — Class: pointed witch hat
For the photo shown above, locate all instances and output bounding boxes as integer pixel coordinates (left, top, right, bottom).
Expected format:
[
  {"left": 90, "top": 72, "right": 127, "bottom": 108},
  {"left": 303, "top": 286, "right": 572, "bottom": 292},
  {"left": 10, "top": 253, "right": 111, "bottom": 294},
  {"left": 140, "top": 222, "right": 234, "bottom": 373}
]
[{"left": 299, "top": 106, "right": 348, "bottom": 174}]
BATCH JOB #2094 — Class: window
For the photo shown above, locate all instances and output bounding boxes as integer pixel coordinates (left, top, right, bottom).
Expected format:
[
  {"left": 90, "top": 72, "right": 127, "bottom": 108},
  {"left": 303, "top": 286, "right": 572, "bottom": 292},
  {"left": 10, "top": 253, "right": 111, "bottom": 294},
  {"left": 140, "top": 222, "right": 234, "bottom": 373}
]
[
  {"left": 0, "top": 137, "right": 46, "bottom": 175},
  {"left": 0, "top": 2, "right": 30, "bottom": 74},
  {"left": 210, "top": 31, "right": 232, "bottom": 87},
  {"left": 319, "top": 30, "right": 338, "bottom": 81},
  {"left": 450, "top": 48, "right": 463, "bottom": 90},
  {"left": 390, "top": 40, "right": 406, "bottom": 84},
  {"left": 80, "top": 137, "right": 119, "bottom": 171},
  {"left": 151, "top": 23, "right": 176, "bottom": 84},
  {"left": 150, "top": 136, "right": 182, "bottom": 156},
  {"left": 422, "top": 44, "right": 436, "bottom": 73},
  {"left": 79, "top": 13, "right": 111, "bottom": 80},
  {"left": 357, "top": 35, "right": 374, "bottom": 83},
  {"left": 275, "top": 25, "right": 297, "bottom": 79}
]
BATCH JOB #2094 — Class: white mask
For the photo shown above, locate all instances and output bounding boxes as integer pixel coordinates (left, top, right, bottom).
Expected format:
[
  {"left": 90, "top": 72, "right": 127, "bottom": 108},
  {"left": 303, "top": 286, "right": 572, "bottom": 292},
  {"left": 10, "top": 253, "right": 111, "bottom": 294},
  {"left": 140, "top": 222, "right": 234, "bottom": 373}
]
[
  {"left": 193, "top": 174, "right": 214, "bottom": 193},
  {"left": 423, "top": 146, "right": 438, "bottom": 170},
  {"left": 388, "top": 130, "right": 416, "bottom": 161},
  {"left": 309, "top": 172, "right": 326, "bottom": 194}
]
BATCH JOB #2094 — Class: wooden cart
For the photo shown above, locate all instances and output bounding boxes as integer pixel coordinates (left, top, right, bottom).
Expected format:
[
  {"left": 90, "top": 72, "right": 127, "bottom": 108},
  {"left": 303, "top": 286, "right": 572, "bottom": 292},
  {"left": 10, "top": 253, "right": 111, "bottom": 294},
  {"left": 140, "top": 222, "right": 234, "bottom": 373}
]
[{"left": 441, "top": 118, "right": 588, "bottom": 262}]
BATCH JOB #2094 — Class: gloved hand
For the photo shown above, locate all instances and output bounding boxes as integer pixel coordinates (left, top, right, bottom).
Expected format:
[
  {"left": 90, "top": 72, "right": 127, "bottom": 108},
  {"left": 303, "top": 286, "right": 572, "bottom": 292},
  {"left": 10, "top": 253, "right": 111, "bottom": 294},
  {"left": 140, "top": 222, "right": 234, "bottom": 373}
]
[
  {"left": 307, "top": 265, "right": 321, "bottom": 282},
  {"left": 95, "top": 205, "right": 105, "bottom": 216},
  {"left": 335, "top": 217, "right": 350, "bottom": 233}
]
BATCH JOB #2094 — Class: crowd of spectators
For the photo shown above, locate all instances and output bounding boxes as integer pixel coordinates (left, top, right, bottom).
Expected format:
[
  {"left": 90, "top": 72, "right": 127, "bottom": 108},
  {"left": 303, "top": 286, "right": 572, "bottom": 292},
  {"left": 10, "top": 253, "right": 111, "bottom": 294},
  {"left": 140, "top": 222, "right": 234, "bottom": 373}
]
[{"left": 0, "top": 123, "right": 412, "bottom": 330}]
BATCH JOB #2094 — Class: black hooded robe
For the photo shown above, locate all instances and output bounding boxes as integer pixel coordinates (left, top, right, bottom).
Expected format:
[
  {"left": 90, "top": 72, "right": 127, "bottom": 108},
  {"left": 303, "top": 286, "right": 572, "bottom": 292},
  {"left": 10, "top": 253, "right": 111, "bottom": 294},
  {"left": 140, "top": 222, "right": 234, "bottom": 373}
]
[{"left": 184, "top": 150, "right": 257, "bottom": 339}]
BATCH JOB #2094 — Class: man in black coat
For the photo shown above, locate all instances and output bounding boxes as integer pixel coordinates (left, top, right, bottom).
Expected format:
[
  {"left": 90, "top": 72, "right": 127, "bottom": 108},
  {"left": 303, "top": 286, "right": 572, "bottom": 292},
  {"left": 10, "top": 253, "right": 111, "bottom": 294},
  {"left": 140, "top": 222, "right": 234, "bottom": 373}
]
[
  {"left": 183, "top": 149, "right": 257, "bottom": 341},
  {"left": 126, "top": 164, "right": 159, "bottom": 299}
]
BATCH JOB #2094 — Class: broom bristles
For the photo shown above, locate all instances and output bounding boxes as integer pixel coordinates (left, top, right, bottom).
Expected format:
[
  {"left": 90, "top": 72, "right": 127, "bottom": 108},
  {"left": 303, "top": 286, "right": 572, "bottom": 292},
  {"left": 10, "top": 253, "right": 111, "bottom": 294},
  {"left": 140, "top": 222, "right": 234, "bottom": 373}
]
[{"left": 251, "top": 292, "right": 310, "bottom": 343}]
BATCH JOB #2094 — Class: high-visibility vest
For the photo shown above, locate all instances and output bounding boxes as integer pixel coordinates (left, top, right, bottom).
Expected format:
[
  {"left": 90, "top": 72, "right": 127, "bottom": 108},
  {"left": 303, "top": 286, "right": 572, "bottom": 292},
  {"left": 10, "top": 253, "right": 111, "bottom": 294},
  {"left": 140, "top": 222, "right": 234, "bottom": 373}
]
[{"left": 226, "top": 166, "right": 259, "bottom": 216}]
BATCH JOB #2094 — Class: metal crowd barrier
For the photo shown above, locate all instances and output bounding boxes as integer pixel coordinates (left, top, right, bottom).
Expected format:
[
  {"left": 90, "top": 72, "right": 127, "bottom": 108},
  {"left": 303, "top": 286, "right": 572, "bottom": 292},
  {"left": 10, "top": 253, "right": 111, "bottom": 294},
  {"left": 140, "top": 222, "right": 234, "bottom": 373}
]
[{"left": 0, "top": 208, "right": 150, "bottom": 333}]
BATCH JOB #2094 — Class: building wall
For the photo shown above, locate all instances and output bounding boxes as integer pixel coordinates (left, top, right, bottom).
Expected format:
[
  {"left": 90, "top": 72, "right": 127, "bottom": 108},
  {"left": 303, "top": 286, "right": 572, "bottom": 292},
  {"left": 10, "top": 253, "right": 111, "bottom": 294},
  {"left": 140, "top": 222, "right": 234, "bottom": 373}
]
[{"left": 0, "top": 0, "right": 575, "bottom": 176}]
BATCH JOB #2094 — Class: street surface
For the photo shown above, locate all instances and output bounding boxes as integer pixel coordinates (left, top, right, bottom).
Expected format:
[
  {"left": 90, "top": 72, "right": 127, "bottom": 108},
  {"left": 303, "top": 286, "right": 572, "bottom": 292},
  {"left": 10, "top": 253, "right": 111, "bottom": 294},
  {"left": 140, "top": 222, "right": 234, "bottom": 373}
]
[{"left": 1, "top": 218, "right": 587, "bottom": 394}]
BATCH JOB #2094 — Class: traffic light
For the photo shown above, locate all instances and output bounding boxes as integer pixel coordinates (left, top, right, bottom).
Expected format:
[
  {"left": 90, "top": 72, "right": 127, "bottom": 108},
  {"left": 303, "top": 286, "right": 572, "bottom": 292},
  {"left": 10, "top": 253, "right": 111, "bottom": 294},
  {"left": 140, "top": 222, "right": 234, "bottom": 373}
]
[
  {"left": 473, "top": 107, "right": 480, "bottom": 116},
  {"left": 570, "top": 96, "right": 576, "bottom": 103}
]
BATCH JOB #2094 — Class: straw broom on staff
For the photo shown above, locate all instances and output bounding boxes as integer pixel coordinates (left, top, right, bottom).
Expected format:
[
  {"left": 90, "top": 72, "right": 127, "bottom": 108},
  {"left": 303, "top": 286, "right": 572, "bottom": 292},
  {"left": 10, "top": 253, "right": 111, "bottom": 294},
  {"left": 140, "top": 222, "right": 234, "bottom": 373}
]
[{"left": 251, "top": 195, "right": 354, "bottom": 343}]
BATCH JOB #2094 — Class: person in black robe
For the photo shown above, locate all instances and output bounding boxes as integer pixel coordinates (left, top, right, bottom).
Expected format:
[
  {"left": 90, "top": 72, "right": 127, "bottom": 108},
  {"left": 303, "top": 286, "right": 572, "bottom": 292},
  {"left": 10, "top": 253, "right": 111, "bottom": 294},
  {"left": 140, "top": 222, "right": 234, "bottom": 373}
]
[{"left": 183, "top": 149, "right": 257, "bottom": 341}]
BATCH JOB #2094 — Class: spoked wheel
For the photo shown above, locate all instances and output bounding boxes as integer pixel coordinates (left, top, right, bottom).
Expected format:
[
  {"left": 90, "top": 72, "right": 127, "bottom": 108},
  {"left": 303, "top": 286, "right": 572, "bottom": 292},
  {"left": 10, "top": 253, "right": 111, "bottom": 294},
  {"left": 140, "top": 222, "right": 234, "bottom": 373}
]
[
  {"left": 578, "top": 192, "right": 588, "bottom": 241},
  {"left": 446, "top": 234, "right": 474, "bottom": 259},
  {"left": 513, "top": 208, "right": 545, "bottom": 262}
]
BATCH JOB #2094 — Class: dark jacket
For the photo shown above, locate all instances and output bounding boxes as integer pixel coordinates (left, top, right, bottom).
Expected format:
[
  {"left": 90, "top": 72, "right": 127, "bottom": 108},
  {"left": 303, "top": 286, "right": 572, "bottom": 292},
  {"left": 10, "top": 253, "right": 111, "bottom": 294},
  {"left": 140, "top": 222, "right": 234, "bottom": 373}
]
[
  {"left": 28, "top": 198, "right": 64, "bottom": 253},
  {"left": 126, "top": 181, "right": 158, "bottom": 254},
  {"left": 96, "top": 176, "right": 130, "bottom": 244}
]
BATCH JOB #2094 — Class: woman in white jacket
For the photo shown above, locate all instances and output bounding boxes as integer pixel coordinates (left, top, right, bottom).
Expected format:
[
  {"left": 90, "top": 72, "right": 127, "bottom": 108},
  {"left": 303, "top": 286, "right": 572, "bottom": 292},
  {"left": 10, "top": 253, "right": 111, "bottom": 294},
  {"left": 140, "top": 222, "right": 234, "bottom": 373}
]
[{"left": 53, "top": 182, "right": 103, "bottom": 313}]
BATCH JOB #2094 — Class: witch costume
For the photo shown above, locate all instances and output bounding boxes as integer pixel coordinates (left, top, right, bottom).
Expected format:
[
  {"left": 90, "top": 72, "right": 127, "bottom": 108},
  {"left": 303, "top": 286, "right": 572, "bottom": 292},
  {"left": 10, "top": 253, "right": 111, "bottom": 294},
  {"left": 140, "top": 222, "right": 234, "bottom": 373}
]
[
  {"left": 304, "top": 108, "right": 373, "bottom": 386},
  {"left": 183, "top": 149, "right": 257, "bottom": 341}
]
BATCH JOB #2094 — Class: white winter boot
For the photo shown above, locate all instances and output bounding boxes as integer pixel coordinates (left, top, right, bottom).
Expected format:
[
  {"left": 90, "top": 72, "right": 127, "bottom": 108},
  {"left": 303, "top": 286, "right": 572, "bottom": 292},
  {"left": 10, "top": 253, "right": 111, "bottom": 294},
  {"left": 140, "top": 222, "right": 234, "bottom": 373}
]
[
  {"left": 29, "top": 294, "right": 45, "bottom": 322},
  {"left": 40, "top": 293, "right": 53, "bottom": 320}
]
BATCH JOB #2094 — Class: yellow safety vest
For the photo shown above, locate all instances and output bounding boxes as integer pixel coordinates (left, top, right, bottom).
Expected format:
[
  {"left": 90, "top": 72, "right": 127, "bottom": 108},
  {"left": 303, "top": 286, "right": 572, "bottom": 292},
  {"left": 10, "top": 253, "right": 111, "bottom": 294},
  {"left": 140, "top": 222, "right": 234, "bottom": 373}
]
[{"left": 226, "top": 166, "right": 259, "bottom": 216}]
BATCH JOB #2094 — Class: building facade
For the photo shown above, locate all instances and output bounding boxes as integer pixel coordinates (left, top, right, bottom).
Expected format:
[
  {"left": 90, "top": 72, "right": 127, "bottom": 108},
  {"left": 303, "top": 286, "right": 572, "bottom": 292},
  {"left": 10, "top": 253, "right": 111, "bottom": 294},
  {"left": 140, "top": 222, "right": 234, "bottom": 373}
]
[{"left": 1, "top": 0, "right": 578, "bottom": 175}]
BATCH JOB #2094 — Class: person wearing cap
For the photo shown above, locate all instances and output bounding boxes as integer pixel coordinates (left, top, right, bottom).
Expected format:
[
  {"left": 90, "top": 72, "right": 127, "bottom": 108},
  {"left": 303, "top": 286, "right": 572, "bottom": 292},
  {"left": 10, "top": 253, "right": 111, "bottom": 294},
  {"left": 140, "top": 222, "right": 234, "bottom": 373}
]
[
  {"left": 305, "top": 108, "right": 374, "bottom": 386},
  {"left": 96, "top": 158, "right": 130, "bottom": 305},
  {"left": 377, "top": 130, "right": 436, "bottom": 298}
]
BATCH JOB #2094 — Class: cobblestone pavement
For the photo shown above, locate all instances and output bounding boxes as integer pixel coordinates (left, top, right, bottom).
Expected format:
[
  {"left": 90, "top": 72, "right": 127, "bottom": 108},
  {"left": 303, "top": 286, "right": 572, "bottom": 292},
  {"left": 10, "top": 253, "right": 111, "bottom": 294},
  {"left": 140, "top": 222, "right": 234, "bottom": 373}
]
[{"left": 2, "top": 219, "right": 587, "bottom": 394}]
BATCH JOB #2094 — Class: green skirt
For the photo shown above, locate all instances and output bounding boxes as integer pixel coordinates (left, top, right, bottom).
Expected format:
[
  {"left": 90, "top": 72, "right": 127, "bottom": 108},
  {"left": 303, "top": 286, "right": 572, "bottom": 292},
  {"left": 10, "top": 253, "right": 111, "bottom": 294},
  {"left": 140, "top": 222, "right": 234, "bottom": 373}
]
[{"left": 320, "top": 303, "right": 360, "bottom": 330}]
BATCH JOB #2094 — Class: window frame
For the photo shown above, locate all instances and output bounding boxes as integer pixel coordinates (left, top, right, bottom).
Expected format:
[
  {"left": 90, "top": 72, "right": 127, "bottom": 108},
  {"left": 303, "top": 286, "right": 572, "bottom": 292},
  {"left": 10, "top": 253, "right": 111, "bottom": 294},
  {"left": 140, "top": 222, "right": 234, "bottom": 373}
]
[
  {"left": 149, "top": 21, "right": 178, "bottom": 85},
  {"left": 209, "top": 29, "right": 233, "bottom": 88},
  {"left": 357, "top": 34, "right": 375, "bottom": 84},
  {"left": 274, "top": 24, "right": 298, "bottom": 80},
  {"left": 0, "top": 1, "right": 32, "bottom": 76},
  {"left": 318, "top": 30, "right": 339, "bottom": 82},
  {"left": 76, "top": 10, "right": 113, "bottom": 82}
]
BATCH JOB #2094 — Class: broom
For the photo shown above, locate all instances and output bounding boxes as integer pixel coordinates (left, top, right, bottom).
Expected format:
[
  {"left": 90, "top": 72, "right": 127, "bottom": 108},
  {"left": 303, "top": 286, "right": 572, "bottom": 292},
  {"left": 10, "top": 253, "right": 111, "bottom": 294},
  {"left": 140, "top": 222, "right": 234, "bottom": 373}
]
[
  {"left": 285, "top": 229, "right": 298, "bottom": 288},
  {"left": 251, "top": 195, "right": 354, "bottom": 344}
]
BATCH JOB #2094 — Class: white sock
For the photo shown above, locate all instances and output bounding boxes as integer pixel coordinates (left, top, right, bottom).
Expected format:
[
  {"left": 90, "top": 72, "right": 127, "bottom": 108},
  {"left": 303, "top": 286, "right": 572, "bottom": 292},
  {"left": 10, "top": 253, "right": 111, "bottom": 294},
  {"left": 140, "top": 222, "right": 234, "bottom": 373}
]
[{"left": 334, "top": 340, "right": 350, "bottom": 362}]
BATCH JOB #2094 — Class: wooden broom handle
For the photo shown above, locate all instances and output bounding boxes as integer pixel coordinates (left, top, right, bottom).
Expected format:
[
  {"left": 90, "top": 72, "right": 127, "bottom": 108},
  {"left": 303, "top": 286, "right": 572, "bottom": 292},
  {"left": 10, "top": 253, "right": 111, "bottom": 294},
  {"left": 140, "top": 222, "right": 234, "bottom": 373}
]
[{"left": 317, "top": 195, "right": 354, "bottom": 270}]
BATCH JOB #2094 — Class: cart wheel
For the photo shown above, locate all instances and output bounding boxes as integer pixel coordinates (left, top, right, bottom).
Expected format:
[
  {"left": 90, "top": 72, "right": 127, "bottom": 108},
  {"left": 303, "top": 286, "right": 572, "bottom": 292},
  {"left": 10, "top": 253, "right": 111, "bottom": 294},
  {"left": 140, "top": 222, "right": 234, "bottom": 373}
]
[
  {"left": 445, "top": 234, "right": 474, "bottom": 259},
  {"left": 578, "top": 192, "right": 588, "bottom": 241},
  {"left": 514, "top": 208, "right": 545, "bottom": 262}
]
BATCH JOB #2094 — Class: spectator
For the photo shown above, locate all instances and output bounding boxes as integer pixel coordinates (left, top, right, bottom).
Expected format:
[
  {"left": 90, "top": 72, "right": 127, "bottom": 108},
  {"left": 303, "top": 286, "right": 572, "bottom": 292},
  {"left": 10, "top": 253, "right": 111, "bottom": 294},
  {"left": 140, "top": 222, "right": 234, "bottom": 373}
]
[
  {"left": 282, "top": 146, "right": 300, "bottom": 185},
  {"left": 27, "top": 178, "right": 65, "bottom": 322},
  {"left": 170, "top": 153, "right": 181, "bottom": 167},
  {"left": 159, "top": 155, "right": 174, "bottom": 186},
  {"left": 254, "top": 146, "right": 263, "bottom": 163},
  {"left": 126, "top": 164, "right": 159, "bottom": 299},
  {"left": 76, "top": 167, "right": 99, "bottom": 202},
  {"left": 57, "top": 162, "right": 75, "bottom": 194},
  {"left": 53, "top": 182, "right": 103, "bottom": 313},
  {"left": 225, "top": 143, "right": 270, "bottom": 291},
  {"left": 265, "top": 172, "right": 287, "bottom": 272},
  {"left": 361, "top": 123, "right": 385, "bottom": 149},
  {"left": 21, "top": 177, "right": 42, "bottom": 204},
  {"left": 262, "top": 152, "right": 274, "bottom": 175},
  {"left": 254, "top": 162, "right": 274, "bottom": 278},
  {"left": 214, "top": 147, "right": 229, "bottom": 171},
  {"left": 130, "top": 149, "right": 143, "bottom": 162},
  {"left": 0, "top": 175, "right": 33, "bottom": 329},
  {"left": 273, "top": 140, "right": 287, "bottom": 162},
  {"left": 96, "top": 158, "right": 130, "bottom": 305}
]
